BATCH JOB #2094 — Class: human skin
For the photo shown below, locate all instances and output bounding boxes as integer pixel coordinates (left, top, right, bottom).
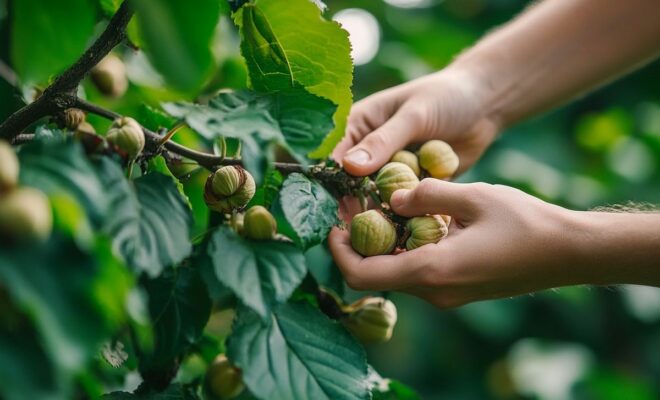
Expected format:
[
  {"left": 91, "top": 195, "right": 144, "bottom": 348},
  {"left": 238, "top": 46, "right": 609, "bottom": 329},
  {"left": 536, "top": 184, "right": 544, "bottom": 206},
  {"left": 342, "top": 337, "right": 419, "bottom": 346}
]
[{"left": 329, "top": 0, "right": 660, "bottom": 306}]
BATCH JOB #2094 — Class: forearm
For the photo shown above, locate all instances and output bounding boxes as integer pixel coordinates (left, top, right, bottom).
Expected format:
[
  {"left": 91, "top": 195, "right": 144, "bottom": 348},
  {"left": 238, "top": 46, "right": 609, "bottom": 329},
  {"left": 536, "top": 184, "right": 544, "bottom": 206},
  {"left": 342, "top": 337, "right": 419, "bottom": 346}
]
[
  {"left": 449, "top": 0, "right": 660, "bottom": 128},
  {"left": 564, "top": 210, "right": 660, "bottom": 287}
]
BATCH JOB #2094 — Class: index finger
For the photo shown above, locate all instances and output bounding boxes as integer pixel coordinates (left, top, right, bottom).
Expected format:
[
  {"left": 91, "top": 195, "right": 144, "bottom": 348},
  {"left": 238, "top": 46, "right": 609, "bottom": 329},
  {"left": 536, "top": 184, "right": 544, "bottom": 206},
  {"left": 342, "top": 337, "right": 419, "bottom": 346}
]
[{"left": 328, "top": 227, "right": 431, "bottom": 291}]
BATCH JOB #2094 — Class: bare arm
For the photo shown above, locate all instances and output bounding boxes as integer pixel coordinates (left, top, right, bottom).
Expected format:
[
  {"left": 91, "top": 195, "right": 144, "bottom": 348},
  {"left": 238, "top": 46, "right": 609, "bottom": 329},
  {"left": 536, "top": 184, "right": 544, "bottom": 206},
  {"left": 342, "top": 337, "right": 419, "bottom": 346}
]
[{"left": 453, "top": 0, "right": 660, "bottom": 128}]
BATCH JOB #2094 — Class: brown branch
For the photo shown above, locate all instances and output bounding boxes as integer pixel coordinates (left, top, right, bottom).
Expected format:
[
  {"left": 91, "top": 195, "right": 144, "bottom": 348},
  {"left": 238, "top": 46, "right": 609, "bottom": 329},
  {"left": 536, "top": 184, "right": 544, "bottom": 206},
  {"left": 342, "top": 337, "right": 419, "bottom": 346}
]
[{"left": 0, "top": 1, "right": 134, "bottom": 141}]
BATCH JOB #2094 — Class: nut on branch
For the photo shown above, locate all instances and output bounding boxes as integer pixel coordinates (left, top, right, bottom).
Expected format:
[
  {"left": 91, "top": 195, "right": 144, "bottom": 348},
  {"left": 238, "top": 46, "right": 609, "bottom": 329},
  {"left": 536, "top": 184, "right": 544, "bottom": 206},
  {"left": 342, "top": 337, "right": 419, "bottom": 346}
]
[
  {"left": 343, "top": 297, "right": 398, "bottom": 344},
  {"left": 106, "top": 117, "right": 145, "bottom": 160},
  {"left": 375, "top": 162, "right": 419, "bottom": 204},
  {"left": 243, "top": 205, "right": 277, "bottom": 241},
  {"left": 204, "top": 166, "right": 256, "bottom": 214},
  {"left": 63, "top": 108, "right": 86, "bottom": 130},
  {"left": 405, "top": 215, "right": 448, "bottom": 251},
  {"left": 350, "top": 210, "right": 397, "bottom": 257},
  {"left": 390, "top": 150, "right": 421, "bottom": 177},
  {"left": 90, "top": 54, "right": 128, "bottom": 98},
  {"left": 418, "top": 140, "right": 459, "bottom": 179},
  {"left": 204, "top": 354, "right": 245, "bottom": 400}
]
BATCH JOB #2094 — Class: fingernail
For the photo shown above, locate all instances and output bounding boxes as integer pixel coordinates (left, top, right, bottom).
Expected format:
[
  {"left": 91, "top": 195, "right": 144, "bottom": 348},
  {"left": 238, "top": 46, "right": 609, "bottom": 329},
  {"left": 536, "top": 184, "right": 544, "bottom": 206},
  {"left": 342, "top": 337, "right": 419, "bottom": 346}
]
[
  {"left": 390, "top": 189, "right": 410, "bottom": 209},
  {"left": 344, "top": 149, "right": 371, "bottom": 166}
]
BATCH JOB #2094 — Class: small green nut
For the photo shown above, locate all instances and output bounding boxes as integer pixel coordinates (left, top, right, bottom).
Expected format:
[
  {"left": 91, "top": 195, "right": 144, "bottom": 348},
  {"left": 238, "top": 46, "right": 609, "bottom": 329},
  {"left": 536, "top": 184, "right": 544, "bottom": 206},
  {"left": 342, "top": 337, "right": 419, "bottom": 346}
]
[
  {"left": 350, "top": 210, "right": 397, "bottom": 257},
  {"left": 0, "top": 140, "right": 19, "bottom": 192},
  {"left": 0, "top": 187, "right": 52, "bottom": 242},
  {"left": 375, "top": 162, "right": 419, "bottom": 204},
  {"left": 418, "top": 140, "right": 459, "bottom": 179},
  {"left": 204, "top": 354, "right": 245, "bottom": 400},
  {"left": 204, "top": 166, "right": 256, "bottom": 213},
  {"left": 343, "top": 297, "right": 398, "bottom": 344},
  {"left": 90, "top": 54, "right": 128, "bottom": 98},
  {"left": 405, "top": 215, "right": 448, "bottom": 251},
  {"left": 390, "top": 150, "right": 421, "bottom": 177},
  {"left": 243, "top": 206, "right": 277, "bottom": 241},
  {"left": 106, "top": 117, "right": 145, "bottom": 160},
  {"left": 63, "top": 108, "right": 86, "bottom": 129}
]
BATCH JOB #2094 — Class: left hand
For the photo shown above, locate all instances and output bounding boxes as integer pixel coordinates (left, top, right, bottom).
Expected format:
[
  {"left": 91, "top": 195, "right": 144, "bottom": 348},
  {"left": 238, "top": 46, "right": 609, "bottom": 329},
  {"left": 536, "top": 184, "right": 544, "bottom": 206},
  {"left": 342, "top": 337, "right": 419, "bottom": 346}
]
[{"left": 329, "top": 179, "right": 582, "bottom": 309}]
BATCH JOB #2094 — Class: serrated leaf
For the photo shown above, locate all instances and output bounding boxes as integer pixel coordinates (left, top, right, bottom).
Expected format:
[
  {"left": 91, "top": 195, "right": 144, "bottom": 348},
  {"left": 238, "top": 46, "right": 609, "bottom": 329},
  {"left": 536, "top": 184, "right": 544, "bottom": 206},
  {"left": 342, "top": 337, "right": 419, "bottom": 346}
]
[
  {"left": 98, "top": 164, "right": 193, "bottom": 277},
  {"left": 203, "top": 227, "right": 306, "bottom": 319},
  {"left": 276, "top": 173, "right": 338, "bottom": 250},
  {"left": 11, "top": 0, "right": 96, "bottom": 84},
  {"left": 133, "top": 0, "right": 220, "bottom": 92},
  {"left": 248, "top": 168, "right": 283, "bottom": 209},
  {"left": 234, "top": 0, "right": 353, "bottom": 158},
  {"left": 18, "top": 140, "right": 109, "bottom": 227},
  {"left": 227, "top": 302, "right": 370, "bottom": 400},
  {"left": 139, "top": 265, "right": 212, "bottom": 371},
  {"left": 163, "top": 89, "right": 335, "bottom": 182}
]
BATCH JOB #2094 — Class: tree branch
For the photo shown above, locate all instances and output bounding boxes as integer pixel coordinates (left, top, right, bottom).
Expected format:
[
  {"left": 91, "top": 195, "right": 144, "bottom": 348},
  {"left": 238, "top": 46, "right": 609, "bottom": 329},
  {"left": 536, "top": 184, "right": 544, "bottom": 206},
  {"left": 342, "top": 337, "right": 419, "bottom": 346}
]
[{"left": 0, "top": 1, "right": 134, "bottom": 141}]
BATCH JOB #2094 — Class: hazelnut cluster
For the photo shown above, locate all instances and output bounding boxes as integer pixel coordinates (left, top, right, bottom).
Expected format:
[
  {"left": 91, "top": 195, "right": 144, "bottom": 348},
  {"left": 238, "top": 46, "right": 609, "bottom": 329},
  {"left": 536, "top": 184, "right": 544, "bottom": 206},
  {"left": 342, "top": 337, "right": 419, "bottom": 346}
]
[
  {"left": 350, "top": 140, "right": 458, "bottom": 256},
  {"left": 204, "top": 354, "right": 245, "bottom": 400},
  {"left": 0, "top": 141, "right": 53, "bottom": 242}
]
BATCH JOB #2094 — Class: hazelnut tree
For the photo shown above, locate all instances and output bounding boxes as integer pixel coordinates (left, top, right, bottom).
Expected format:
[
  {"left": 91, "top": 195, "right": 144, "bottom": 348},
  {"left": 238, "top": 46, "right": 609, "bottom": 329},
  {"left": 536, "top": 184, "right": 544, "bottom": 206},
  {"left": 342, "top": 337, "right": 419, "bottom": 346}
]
[{"left": 0, "top": 1, "right": 456, "bottom": 399}]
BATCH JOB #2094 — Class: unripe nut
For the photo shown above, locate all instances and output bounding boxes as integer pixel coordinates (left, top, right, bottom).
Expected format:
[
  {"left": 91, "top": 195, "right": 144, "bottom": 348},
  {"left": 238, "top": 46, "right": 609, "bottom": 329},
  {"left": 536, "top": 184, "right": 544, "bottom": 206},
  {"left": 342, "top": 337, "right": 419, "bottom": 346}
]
[
  {"left": 106, "top": 117, "right": 145, "bottom": 160},
  {"left": 205, "top": 354, "right": 245, "bottom": 400},
  {"left": 90, "top": 54, "right": 128, "bottom": 98},
  {"left": 350, "top": 210, "right": 397, "bottom": 257},
  {"left": 0, "top": 140, "right": 19, "bottom": 192},
  {"left": 418, "top": 140, "right": 459, "bottom": 179},
  {"left": 0, "top": 187, "right": 52, "bottom": 242},
  {"left": 390, "top": 150, "right": 421, "bottom": 177},
  {"left": 375, "top": 162, "right": 419, "bottom": 204},
  {"left": 344, "top": 297, "right": 398, "bottom": 344},
  {"left": 405, "top": 215, "right": 448, "bottom": 251},
  {"left": 204, "top": 166, "right": 256, "bottom": 213},
  {"left": 63, "top": 108, "right": 86, "bottom": 129},
  {"left": 243, "top": 206, "right": 277, "bottom": 241}
]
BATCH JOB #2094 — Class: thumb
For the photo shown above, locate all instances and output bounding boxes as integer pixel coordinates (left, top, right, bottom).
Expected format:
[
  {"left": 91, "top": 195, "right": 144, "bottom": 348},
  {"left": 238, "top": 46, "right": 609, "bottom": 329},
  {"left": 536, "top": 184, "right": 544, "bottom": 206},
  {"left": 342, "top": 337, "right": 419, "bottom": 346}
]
[
  {"left": 390, "top": 179, "right": 477, "bottom": 219},
  {"left": 342, "top": 109, "right": 421, "bottom": 176}
]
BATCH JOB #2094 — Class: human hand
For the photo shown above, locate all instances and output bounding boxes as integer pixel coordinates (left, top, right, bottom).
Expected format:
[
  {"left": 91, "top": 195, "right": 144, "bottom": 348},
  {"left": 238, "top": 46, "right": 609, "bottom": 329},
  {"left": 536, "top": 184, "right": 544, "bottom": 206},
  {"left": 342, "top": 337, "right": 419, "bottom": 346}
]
[
  {"left": 333, "top": 69, "right": 500, "bottom": 178},
  {"left": 329, "top": 179, "right": 583, "bottom": 309}
]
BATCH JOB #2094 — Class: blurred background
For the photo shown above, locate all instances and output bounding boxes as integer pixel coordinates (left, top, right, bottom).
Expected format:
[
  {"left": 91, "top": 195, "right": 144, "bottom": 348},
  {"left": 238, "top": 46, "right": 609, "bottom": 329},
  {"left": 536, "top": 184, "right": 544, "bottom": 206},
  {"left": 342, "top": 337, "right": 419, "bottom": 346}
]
[{"left": 327, "top": 0, "right": 660, "bottom": 399}]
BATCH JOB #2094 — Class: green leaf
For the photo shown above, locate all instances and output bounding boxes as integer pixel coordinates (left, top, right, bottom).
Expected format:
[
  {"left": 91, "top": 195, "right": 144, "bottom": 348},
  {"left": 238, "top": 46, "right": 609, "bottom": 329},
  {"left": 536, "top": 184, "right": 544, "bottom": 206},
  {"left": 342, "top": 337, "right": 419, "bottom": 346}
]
[
  {"left": 0, "top": 235, "right": 131, "bottom": 374},
  {"left": 139, "top": 265, "right": 212, "bottom": 371},
  {"left": 133, "top": 0, "right": 221, "bottom": 92},
  {"left": 276, "top": 173, "right": 338, "bottom": 250},
  {"left": 11, "top": 0, "right": 96, "bottom": 84},
  {"left": 248, "top": 167, "right": 283, "bottom": 209},
  {"left": 163, "top": 89, "right": 335, "bottom": 182},
  {"left": 203, "top": 227, "right": 306, "bottom": 319},
  {"left": 234, "top": 0, "right": 353, "bottom": 158},
  {"left": 18, "top": 140, "right": 109, "bottom": 228},
  {"left": 98, "top": 164, "right": 193, "bottom": 277},
  {"left": 227, "top": 302, "right": 370, "bottom": 400}
]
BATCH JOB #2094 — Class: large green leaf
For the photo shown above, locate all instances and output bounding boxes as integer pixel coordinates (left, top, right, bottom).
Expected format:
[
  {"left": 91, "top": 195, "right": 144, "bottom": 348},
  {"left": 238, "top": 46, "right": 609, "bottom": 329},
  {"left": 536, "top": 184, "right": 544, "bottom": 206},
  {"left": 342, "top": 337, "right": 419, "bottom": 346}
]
[
  {"left": 98, "top": 166, "right": 193, "bottom": 277},
  {"left": 11, "top": 0, "right": 96, "bottom": 85},
  {"left": 275, "top": 173, "right": 338, "bottom": 250},
  {"left": 163, "top": 89, "right": 335, "bottom": 182},
  {"left": 0, "top": 235, "right": 131, "bottom": 375},
  {"left": 234, "top": 0, "right": 353, "bottom": 158},
  {"left": 138, "top": 265, "right": 212, "bottom": 371},
  {"left": 227, "top": 302, "right": 370, "bottom": 400},
  {"left": 203, "top": 227, "right": 306, "bottom": 319},
  {"left": 18, "top": 140, "right": 109, "bottom": 228},
  {"left": 133, "top": 0, "right": 220, "bottom": 92}
]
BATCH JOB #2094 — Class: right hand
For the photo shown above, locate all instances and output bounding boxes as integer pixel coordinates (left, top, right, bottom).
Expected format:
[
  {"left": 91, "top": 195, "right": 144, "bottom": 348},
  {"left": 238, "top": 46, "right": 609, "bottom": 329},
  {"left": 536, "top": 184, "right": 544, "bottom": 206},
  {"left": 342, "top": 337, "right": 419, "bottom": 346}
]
[{"left": 333, "top": 69, "right": 501, "bottom": 177}]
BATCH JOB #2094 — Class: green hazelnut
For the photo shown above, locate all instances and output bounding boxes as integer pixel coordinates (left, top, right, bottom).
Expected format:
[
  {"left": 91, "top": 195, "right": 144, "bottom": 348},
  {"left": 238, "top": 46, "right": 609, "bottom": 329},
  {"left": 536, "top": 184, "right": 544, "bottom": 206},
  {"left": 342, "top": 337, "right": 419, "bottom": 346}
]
[
  {"left": 0, "top": 140, "right": 19, "bottom": 192},
  {"left": 0, "top": 187, "right": 52, "bottom": 242},
  {"left": 63, "top": 108, "right": 86, "bottom": 129},
  {"left": 418, "top": 140, "right": 459, "bottom": 179},
  {"left": 90, "top": 54, "right": 128, "bottom": 98},
  {"left": 243, "top": 206, "right": 277, "bottom": 241},
  {"left": 405, "top": 215, "right": 448, "bottom": 251},
  {"left": 375, "top": 162, "right": 419, "bottom": 204},
  {"left": 204, "top": 166, "right": 256, "bottom": 213},
  {"left": 106, "top": 117, "right": 145, "bottom": 160},
  {"left": 390, "top": 150, "right": 421, "bottom": 177},
  {"left": 350, "top": 210, "right": 397, "bottom": 257},
  {"left": 205, "top": 354, "right": 245, "bottom": 400},
  {"left": 343, "top": 297, "right": 398, "bottom": 344}
]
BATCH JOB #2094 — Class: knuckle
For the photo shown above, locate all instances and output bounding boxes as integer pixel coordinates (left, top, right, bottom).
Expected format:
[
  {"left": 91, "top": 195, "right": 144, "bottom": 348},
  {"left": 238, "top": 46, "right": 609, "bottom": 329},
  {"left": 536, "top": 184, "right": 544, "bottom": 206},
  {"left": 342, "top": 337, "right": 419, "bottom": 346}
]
[{"left": 464, "top": 182, "right": 492, "bottom": 198}]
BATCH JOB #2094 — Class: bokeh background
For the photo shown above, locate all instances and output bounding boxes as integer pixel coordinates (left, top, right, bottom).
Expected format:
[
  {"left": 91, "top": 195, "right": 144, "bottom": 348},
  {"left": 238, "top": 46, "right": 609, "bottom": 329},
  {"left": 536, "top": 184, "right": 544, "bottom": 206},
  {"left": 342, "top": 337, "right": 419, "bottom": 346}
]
[{"left": 327, "top": 0, "right": 660, "bottom": 399}]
